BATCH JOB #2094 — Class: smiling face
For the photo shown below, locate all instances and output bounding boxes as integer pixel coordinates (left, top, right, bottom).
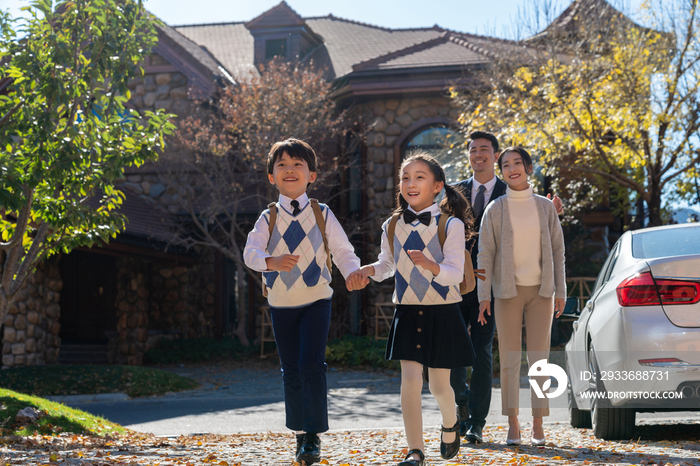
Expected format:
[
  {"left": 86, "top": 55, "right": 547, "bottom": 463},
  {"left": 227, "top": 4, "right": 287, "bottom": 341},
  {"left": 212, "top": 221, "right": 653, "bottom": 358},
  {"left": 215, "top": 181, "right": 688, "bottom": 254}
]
[
  {"left": 468, "top": 138, "right": 498, "bottom": 179},
  {"left": 400, "top": 160, "right": 444, "bottom": 212},
  {"left": 268, "top": 152, "right": 317, "bottom": 199},
  {"left": 499, "top": 150, "right": 532, "bottom": 191}
]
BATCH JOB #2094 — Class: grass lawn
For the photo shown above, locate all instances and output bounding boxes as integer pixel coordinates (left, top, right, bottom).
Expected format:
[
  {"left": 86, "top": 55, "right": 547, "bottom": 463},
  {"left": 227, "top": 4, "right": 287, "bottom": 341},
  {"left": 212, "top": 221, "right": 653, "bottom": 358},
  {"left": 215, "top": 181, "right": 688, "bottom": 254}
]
[
  {"left": 0, "top": 365, "right": 199, "bottom": 398},
  {"left": 0, "top": 388, "right": 125, "bottom": 437}
]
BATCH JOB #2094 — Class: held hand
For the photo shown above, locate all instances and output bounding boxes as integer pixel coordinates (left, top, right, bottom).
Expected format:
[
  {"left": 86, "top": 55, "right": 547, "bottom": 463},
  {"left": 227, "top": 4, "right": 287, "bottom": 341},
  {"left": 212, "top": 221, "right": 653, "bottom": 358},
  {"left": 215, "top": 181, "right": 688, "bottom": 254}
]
[
  {"left": 407, "top": 250, "right": 439, "bottom": 275},
  {"left": 346, "top": 266, "right": 373, "bottom": 291},
  {"left": 474, "top": 268, "right": 486, "bottom": 281},
  {"left": 478, "top": 301, "right": 491, "bottom": 326},
  {"left": 554, "top": 298, "right": 566, "bottom": 318},
  {"left": 547, "top": 193, "right": 565, "bottom": 215},
  {"left": 265, "top": 254, "right": 300, "bottom": 272}
]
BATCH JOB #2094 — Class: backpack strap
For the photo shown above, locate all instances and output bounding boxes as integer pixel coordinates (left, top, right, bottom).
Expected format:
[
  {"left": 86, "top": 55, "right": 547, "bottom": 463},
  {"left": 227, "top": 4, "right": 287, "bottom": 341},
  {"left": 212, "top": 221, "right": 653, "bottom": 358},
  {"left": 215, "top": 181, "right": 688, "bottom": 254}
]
[
  {"left": 437, "top": 213, "right": 449, "bottom": 248},
  {"left": 309, "top": 199, "right": 333, "bottom": 272},
  {"left": 267, "top": 202, "right": 277, "bottom": 239},
  {"left": 387, "top": 211, "right": 402, "bottom": 256},
  {"left": 263, "top": 202, "right": 277, "bottom": 298},
  {"left": 438, "top": 214, "right": 475, "bottom": 294}
]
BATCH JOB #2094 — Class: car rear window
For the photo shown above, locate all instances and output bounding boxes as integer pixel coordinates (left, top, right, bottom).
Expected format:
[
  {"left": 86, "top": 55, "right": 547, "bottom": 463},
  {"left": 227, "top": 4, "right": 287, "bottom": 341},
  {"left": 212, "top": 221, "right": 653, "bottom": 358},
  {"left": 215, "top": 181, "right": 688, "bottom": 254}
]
[{"left": 632, "top": 225, "right": 700, "bottom": 258}]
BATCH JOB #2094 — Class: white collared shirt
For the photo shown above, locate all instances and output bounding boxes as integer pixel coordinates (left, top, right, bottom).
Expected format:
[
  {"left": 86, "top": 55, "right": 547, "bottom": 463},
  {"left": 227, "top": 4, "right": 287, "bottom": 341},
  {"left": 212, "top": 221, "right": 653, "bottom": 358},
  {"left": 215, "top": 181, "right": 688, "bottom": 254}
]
[
  {"left": 243, "top": 192, "right": 361, "bottom": 279},
  {"left": 369, "top": 203, "right": 465, "bottom": 286},
  {"left": 472, "top": 176, "right": 498, "bottom": 206}
]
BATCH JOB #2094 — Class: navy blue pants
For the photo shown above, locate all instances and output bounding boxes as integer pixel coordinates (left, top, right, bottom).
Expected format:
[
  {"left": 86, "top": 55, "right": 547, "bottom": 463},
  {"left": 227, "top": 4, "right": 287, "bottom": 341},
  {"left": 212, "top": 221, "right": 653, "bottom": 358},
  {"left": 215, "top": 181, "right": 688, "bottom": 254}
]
[
  {"left": 450, "top": 293, "right": 496, "bottom": 429},
  {"left": 270, "top": 298, "right": 331, "bottom": 433}
]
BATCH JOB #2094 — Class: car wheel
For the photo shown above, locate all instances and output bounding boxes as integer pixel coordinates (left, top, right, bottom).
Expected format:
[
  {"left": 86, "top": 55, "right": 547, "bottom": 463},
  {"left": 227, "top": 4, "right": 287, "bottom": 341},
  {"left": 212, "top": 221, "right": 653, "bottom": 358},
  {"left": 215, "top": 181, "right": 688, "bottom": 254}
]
[
  {"left": 568, "top": 383, "right": 592, "bottom": 428},
  {"left": 565, "top": 354, "right": 591, "bottom": 428},
  {"left": 589, "top": 346, "right": 635, "bottom": 440}
]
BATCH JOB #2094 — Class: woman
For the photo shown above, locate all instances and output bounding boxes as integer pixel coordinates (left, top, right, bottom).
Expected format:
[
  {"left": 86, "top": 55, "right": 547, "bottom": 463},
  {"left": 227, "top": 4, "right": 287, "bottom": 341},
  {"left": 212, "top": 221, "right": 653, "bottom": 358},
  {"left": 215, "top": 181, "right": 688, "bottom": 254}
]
[{"left": 476, "top": 146, "right": 566, "bottom": 446}]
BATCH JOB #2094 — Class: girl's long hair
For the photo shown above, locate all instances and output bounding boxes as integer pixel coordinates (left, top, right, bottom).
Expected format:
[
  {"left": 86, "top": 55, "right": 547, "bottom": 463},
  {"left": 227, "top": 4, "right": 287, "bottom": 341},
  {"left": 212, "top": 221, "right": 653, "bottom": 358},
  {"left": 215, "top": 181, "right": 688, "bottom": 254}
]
[{"left": 394, "top": 151, "right": 474, "bottom": 236}]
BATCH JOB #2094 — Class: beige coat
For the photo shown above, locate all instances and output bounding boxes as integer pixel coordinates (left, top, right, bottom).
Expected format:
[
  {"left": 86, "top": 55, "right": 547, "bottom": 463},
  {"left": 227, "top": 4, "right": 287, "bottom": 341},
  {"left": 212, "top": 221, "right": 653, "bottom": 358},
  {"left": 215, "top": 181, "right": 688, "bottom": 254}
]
[{"left": 477, "top": 194, "right": 566, "bottom": 302}]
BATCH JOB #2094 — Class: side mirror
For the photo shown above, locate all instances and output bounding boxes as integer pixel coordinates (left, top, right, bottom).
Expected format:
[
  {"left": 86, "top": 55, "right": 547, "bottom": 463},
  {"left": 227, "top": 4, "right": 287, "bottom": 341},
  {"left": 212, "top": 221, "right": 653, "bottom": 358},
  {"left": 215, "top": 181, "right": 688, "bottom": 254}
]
[{"left": 562, "top": 296, "right": 581, "bottom": 317}]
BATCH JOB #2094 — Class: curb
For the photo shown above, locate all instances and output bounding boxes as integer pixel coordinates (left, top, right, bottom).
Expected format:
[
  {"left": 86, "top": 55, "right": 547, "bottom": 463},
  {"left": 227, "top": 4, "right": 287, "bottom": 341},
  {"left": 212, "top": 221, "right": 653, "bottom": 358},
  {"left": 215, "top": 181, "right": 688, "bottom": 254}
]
[{"left": 46, "top": 392, "right": 131, "bottom": 403}]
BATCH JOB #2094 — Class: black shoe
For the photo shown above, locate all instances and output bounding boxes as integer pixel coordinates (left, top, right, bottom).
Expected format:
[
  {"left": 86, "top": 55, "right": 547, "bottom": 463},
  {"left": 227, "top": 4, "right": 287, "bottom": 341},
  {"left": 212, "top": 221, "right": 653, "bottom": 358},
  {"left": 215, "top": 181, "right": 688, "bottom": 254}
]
[
  {"left": 296, "top": 433, "right": 305, "bottom": 457},
  {"left": 297, "top": 432, "right": 321, "bottom": 465},
  {"left": 457, "top": 405, "right": 469, "bottom": 437},
  {"left": 465, "top": 425, "right": 484, "bottom": 444},
  {"left": 398, "top": 448, "right": 424, "bottom": 466},
  {"left": 440, "top": 415, "right": 461, "bottom": 460}
]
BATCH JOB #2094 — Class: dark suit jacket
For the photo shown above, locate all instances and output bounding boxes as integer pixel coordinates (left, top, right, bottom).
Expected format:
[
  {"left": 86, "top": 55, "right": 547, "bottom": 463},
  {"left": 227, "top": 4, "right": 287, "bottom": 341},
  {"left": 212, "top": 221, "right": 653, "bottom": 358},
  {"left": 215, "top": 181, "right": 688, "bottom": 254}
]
[{"left": 452, "top": 176, "right": 508, "bottom": 301}]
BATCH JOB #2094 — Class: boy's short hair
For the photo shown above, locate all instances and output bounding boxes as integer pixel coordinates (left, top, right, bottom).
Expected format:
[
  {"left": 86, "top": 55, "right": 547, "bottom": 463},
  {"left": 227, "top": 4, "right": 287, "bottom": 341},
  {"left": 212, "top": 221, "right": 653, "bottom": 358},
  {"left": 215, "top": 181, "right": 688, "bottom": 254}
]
[
  {"left": 467, "top": 131, "right": 499, "bottom": 152},
  {"left": 267, "top": 138, "right": 318, "bottom": 174}
]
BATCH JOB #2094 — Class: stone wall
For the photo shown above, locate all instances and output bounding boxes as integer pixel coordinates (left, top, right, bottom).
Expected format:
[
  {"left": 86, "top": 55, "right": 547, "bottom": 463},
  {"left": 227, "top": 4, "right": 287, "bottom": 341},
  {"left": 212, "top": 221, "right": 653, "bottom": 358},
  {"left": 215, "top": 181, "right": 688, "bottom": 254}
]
[
  {"left": 1, "top": 260, "right": 62, "bottom": 368},
  {"left": 124, "top": 55, "right": 193, "bottom": 215},
  {"left": 127, "top": 57, "right": 190, "bottom": 117},
  {"left": 112, "top": 257, "right": 149, "bottom": 365},
  {"left": 149, "top": 252, "right": 216, "bottom": 339},
  {"left": 108, "top": 252, "right": 218, "bottom": 364}
]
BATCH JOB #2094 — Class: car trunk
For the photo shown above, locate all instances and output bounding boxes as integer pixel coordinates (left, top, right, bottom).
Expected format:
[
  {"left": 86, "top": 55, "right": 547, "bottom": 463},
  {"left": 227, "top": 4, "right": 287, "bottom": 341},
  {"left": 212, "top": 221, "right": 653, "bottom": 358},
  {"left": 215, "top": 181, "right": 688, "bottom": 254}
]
[{"left": 647, "top": 254, "right": 700, "bottom": 328}]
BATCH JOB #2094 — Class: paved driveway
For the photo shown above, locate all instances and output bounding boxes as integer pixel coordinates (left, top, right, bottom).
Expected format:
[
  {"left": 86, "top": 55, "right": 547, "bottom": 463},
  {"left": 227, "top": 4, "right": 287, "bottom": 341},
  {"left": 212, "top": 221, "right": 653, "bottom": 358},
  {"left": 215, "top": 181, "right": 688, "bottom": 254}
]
[{"left": 59, "top": 365, "right": 698, "bottom": 438}]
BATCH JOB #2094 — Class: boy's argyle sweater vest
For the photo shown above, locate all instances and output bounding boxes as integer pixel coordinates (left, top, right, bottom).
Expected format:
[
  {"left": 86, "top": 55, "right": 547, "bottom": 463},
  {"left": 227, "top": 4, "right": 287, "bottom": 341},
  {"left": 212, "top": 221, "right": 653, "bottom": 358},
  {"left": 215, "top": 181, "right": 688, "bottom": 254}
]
[
  {"left": 389, "top": 214, "right": 462, "bottom": 305},
  {"left": 263, "top": 202, "right": 332, "bottom": 307}
]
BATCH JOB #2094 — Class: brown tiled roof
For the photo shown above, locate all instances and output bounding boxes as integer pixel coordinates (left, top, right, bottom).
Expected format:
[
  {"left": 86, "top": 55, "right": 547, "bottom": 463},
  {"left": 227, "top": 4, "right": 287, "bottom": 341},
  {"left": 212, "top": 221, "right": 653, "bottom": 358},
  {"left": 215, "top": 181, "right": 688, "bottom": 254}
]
[
  {"left": 171, "top": 7, "right": 546, "bottom": 82},
  {"left": 304, "top": 17, "right": 444, "bottom": 77},
  {"left": 155, "top": 21, "right": 225, "bottom": 79},
  {"left": 175, "top": 22, "right": 258, "bottom": 79},
  {"left": 352, "top": 33, "right": 491, "bottom": 72},
  {"left": 174, "top": 16, "right": 447, "bottom": 80},
  {"left": 527, "top": 0, "right": 643, "bottom": 43},
  {"left": 245, "top": 0, "right": 305, "bottom": 29}
]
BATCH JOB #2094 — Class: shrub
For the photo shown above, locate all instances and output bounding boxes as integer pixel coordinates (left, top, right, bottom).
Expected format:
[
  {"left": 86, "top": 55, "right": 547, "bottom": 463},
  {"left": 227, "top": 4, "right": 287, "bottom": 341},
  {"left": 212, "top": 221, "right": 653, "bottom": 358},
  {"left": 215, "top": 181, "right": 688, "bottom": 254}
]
[
  {"left": 144, "top": 336, "right": 260, "bottom": 364},
  {"left": 325, "top": 336, "right": 398, "bottom": 370}
]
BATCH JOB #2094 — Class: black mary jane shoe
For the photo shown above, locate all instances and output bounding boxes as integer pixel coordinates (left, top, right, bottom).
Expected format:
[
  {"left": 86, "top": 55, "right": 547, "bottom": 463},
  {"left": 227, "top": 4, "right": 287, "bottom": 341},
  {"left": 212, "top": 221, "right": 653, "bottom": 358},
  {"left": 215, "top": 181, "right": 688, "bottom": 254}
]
[
  {"left": 440, "top": 416, "right": 461, "bottom": 460},
  {"left": 398, "top": 448, "right": 424, "bottom": 466},
  {"left": 297, "top": 432, "right": 321, "bottom": 465}
]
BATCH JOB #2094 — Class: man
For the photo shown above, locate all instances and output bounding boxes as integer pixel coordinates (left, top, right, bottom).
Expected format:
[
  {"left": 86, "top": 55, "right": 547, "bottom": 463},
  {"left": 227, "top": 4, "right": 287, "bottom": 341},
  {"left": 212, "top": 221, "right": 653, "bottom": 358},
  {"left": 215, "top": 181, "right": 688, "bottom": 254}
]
[{"left": 451, "top": 131, "right": 563, "bottom": 444}]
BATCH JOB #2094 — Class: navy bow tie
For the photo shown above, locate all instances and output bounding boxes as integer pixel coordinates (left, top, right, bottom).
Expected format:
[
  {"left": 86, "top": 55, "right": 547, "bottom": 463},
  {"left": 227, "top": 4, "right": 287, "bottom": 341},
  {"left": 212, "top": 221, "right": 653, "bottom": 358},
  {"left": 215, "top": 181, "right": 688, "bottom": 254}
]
[{"left": 404, "top": 210, "right": 432, "bottom": 226}]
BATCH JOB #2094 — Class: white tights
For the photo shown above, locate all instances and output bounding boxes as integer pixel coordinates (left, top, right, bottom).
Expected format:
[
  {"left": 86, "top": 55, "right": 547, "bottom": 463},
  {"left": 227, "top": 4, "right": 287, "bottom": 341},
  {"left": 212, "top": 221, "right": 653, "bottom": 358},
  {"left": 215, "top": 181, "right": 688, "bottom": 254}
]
[{"left": 400, "top": 360, "right": 457, "bottom": 455}]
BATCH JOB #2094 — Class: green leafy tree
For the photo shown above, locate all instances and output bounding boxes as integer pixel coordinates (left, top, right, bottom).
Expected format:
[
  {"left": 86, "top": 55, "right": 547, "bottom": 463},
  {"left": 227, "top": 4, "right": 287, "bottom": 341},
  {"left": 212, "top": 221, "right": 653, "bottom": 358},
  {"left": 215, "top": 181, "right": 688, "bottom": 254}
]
[
  {"left": 460, "top": 0, "right": 700, "bottom": 226},
  {"left": 0, "top": 0, "right": 175, "bottom": 323}
]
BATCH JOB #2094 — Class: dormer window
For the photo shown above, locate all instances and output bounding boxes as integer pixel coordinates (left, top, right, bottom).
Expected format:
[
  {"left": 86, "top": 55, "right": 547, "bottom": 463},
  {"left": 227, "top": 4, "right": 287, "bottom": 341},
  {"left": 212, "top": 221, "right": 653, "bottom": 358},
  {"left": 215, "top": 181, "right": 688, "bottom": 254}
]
[
  {"left": 265, "top": 38, "right": 287, "bottom": 60},
  {"left": 245, "top": 2, "right": 322, "bottom": 66}
]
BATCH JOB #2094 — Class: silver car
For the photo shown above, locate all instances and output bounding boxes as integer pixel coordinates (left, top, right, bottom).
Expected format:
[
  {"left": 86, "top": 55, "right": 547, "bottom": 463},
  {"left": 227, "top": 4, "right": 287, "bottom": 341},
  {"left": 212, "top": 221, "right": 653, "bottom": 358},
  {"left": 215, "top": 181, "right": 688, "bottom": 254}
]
[{"left": 565, "top": 223, "right": 700, "bottom": 440}]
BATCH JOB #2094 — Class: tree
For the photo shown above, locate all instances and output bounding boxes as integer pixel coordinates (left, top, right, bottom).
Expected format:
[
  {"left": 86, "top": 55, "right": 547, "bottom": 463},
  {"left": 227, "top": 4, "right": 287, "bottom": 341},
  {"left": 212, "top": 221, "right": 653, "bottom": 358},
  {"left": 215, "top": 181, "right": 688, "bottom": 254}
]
[
  {"left": 160, "top": 59, "right": 349, "bottom": 344},
  {"left": 459, "top": 0, "right": 700, "bottom": 226},
  {"left": 0, "top": 0, "right": 175, "bottom": 324}
]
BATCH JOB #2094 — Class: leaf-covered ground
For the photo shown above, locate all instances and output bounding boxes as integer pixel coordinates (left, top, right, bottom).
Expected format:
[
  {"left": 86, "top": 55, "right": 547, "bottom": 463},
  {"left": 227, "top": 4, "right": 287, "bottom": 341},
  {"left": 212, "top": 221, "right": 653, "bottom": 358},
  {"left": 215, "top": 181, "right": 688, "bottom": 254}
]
[{"left": 1, "top": 422, "right": 698, "bottom": 465}]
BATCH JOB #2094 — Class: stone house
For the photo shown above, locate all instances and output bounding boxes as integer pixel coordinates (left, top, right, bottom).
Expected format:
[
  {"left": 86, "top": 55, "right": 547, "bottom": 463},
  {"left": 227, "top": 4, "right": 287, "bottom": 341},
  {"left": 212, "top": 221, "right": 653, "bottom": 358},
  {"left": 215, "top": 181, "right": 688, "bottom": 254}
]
[{"left": 2, "top": 0, "right": 624, "bottom": 367}]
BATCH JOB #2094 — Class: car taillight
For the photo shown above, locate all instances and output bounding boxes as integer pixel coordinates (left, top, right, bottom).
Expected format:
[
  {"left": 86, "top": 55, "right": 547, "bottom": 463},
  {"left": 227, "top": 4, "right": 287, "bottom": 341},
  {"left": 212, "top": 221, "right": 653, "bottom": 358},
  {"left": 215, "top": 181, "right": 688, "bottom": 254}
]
[{"left": 616, "top": 272, "right": 700, "bottom": 306}]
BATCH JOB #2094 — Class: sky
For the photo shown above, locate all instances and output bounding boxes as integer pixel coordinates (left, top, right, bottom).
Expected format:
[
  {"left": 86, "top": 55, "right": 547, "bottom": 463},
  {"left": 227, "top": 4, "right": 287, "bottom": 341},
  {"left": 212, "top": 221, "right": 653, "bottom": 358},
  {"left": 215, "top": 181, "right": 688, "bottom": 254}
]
[{"left": 2, "top": 0, "right": 647, "bottom": 38}]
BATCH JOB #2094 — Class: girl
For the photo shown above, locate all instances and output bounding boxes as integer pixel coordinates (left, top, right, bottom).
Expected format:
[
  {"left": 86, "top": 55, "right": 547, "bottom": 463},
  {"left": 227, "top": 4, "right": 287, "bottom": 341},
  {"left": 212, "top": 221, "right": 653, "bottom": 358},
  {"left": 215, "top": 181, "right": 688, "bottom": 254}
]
[
  {"left": 476, "top": 146, "right": 566, "bottom": 446},
  {"left": 347, "top": 152, "right": 474, "bottom": 466}
]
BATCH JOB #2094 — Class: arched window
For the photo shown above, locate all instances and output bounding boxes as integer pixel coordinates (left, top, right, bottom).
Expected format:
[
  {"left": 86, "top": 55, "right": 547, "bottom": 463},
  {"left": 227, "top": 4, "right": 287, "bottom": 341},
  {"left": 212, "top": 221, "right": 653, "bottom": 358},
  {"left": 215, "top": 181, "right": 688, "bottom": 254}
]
[{"left": 404, "top": 126, "right": 469, "bottom": 184}]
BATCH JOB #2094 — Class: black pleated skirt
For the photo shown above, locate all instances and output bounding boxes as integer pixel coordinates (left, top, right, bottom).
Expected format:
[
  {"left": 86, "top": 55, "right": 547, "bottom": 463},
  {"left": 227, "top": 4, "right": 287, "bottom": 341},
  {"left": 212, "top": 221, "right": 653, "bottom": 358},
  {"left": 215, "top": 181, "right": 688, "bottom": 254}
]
[{"left": 384, "top": 302, "right": 475, "bottom": 368}]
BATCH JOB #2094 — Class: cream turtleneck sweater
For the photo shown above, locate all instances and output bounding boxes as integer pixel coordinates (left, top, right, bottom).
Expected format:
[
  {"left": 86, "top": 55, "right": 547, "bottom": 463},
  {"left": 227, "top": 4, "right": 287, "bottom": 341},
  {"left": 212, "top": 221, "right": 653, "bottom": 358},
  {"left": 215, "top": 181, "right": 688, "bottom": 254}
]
[{"left": 506, "top": 185, "right": 542, "bottom": 286}]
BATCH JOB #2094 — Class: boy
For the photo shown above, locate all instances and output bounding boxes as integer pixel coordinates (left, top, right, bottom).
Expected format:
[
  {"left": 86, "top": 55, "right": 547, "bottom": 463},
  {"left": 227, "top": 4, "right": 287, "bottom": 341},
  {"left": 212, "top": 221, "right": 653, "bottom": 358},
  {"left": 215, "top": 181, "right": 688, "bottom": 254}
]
[{"left": 244, "top": 138, "right": 360, "bottom": 465}]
